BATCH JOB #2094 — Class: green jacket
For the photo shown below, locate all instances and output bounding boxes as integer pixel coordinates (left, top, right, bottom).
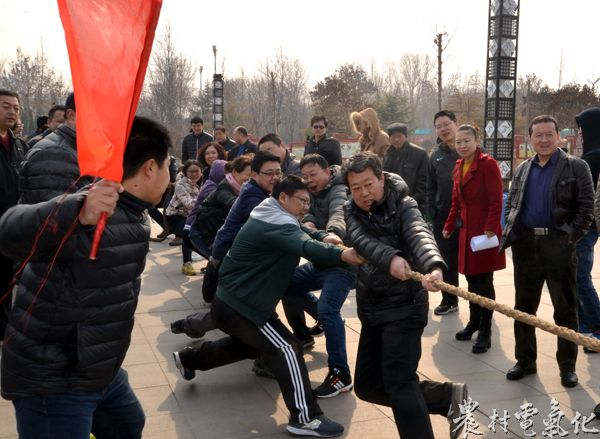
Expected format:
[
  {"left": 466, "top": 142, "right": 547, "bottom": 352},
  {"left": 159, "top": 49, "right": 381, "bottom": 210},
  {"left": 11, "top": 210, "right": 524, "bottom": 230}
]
[{"left": 217, "top": 196, "right": 344, "bottom": 326}]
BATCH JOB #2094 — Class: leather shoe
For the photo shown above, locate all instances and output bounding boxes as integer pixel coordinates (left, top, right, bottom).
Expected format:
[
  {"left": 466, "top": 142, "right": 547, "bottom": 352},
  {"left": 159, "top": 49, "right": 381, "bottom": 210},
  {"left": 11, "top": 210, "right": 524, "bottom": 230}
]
[
  {"left": 506, "top": 363, "right": 537, "bottom": 380},
  {"left": 560, "top": 371, "right": 578, "bottom": 388}
]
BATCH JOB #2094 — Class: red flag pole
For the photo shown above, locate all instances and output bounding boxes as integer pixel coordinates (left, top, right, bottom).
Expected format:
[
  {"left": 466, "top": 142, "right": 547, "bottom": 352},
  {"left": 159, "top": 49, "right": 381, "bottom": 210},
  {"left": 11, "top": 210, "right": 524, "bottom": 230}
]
[{"left": 89, "top": 213, "right": 107, "bottom": 260}]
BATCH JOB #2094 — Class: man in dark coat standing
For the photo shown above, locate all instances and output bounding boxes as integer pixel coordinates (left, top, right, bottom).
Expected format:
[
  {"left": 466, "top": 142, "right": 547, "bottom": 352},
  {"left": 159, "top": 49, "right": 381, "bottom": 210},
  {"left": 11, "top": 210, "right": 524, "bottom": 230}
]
[
  {"left": 0, "top": 89, "right": 25, "bottom": 342},
  {"left": 304, "top": 115, "right": 342, "bottom": 166},
  {"left": 213, "top": 125, "right": 236, "bottom": 153},
  {"left": 181, "top": 116, "right": 213, "bottom": 162},
  {"left": 383, "top": 122, "right": 429, "bottom": 215},
  {"left": 427, "top": 110, "right": 460, "bottom": 316},
  {"left": 502, "top": 115, "right": 594, "bottom": 388}
]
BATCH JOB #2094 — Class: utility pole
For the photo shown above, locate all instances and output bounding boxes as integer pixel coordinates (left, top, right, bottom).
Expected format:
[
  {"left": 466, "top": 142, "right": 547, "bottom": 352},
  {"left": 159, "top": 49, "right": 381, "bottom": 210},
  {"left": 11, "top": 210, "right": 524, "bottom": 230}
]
[
  {"left": 557, "top": 49, "right": 564, "bottom": 89},
  {"left": 269, "top": 70, "right": 279, "bottom": 134},
  {"left": 198, "top": 65, "right": 203, "bottom": 117},
  {"left": 433, "top": 32, "right": 448, "bottom": 111}
]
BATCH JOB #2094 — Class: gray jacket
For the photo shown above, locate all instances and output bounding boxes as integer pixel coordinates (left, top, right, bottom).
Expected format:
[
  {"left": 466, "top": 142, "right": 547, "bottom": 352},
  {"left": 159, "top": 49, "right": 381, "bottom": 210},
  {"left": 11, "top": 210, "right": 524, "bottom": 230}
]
[
  {"left": 501, "top": 148, "right": 594, "bottom": 249},
  {"left": 282, "top": 151, "right": 301, "bottom": 177},
  {"left": 302, "top": 165, "right": 348, "bottom": 239}
]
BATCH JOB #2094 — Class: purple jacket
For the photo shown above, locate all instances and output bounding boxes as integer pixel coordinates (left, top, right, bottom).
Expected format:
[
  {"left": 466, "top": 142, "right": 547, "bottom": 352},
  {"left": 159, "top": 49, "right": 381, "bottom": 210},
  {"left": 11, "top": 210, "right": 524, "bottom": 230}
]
[{"left": 185, "top": 160, "right": 226, "bottom": 228}]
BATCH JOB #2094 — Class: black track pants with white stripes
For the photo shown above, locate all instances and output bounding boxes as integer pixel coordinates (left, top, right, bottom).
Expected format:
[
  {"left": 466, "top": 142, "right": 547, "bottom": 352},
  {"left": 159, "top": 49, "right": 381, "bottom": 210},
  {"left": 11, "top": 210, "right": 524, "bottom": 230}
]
[{"left": 187, "top": 296, "right": 323, "bottom": 424}]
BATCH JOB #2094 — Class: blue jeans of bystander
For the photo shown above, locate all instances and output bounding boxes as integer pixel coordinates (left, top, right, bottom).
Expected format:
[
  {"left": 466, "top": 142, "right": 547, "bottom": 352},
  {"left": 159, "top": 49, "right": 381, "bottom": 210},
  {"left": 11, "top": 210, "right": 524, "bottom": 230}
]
[{"left": 13, "top": 368, "right": 145, "bottom": 439}]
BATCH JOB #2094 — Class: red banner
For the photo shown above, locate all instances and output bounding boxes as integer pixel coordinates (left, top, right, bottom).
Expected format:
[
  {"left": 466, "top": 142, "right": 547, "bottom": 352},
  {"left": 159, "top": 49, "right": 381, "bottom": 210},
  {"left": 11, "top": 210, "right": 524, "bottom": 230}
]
[{"left": 58, "top": 0, "right": 162, "bottom": 182}]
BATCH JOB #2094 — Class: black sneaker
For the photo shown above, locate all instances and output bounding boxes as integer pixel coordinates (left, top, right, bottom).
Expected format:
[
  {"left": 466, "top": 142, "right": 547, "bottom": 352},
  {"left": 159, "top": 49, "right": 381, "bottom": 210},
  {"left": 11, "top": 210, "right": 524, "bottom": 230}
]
[
  {"left": 314, "top": 368, "right": 353, "bottom": 398},
  {"left": 434, "top": 304, "right": 459, "bottom": 316},
  {"left": 173, "top": 347, "right": 195, "bottom": 381},
  {"left": 308, "top": 321, "right": 325, "bottom": 337},
  {"left": 286, "top": 415, "right": 344, "bottom": 437},
  {"left": 448, "top": 383, "right": 468, "bottom": 439},
  {"left": 170, "top": 319, "right": 186, "bottom": 334},
  {"left": 252, "top": 358, "right": 276, "bottom": 379}
]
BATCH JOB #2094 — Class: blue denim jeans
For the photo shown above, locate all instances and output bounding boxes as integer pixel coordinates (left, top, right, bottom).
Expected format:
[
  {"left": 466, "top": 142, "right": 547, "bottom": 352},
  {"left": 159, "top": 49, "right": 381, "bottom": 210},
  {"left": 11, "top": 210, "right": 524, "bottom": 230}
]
[
  {"left": 167, "top": 215, "right": 193, "bottom": 263},
  {"left": 284, "top": 263, "right": 356, "bottom": 375},
  {"left": 576, "top": 228, "right": 600, "bottom": 331},
  {"left": 13, "top": 368, "right": 145, "bottom": 439},
  {"left": 188, "top": 225, "right": 212, "bottom": 260}
]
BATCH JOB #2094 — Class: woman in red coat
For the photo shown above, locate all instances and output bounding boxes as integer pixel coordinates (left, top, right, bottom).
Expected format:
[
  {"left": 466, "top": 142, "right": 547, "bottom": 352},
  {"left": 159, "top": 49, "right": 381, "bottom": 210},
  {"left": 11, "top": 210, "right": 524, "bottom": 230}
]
[{"left": 443, "top": 125, "right": 505, "bottom": 354}]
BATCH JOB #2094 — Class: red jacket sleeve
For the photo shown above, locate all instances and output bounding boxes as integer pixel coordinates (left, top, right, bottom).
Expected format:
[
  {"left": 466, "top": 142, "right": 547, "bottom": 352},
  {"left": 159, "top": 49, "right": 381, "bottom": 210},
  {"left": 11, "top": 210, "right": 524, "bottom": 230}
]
[{"left": 482, "top": 158, "right": 503, "bottom": 233}]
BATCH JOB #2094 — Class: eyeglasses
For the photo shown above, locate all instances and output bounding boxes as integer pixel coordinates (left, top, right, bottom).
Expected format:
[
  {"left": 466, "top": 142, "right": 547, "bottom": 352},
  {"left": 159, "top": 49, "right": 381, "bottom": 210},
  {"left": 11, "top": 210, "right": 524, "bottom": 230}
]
[
  {"left": 292, "top": 195, "right": 310, "bottom": 206},
  {"left": 312, "top": 125, "right": 326, "bottom": 130},
  {"left": 259, "top": 170, "right": 283, "bottom": 178}
]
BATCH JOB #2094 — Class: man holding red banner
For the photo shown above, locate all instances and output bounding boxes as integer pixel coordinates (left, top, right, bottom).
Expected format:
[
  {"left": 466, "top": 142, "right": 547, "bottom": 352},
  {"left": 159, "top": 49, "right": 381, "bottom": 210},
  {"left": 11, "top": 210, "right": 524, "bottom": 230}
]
[{"left": 0, "top": 116, "right": 171, "bottom": 439}]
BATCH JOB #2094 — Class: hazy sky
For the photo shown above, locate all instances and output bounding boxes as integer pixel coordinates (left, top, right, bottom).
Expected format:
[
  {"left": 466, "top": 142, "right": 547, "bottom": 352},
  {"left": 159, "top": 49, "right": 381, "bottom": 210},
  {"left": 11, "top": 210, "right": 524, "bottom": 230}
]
[{"left": 1, "top": 0, "right": 599, "bottom": 89}]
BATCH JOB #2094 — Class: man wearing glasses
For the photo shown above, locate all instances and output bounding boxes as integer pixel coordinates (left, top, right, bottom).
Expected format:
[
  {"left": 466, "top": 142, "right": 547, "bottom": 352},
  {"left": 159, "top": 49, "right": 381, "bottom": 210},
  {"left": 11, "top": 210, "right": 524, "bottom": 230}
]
[
  {"left": 304, "top": 116, "right": 342, "bottom": 166},
  {"left": 427, "top": 110, "right": 460, "bottom": 316}
]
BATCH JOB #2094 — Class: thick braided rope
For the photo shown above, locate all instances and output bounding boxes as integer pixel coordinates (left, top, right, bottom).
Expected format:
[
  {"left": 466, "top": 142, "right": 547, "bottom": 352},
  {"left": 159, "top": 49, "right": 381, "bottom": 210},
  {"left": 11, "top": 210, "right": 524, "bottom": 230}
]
[{"left": 409, "top": 270, "right": 600, "bottom": 352}]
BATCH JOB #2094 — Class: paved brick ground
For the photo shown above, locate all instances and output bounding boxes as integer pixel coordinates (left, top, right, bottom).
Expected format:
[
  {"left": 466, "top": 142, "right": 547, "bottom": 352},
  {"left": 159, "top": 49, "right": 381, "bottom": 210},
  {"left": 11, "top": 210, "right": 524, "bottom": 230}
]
[{"left": 1, "top": 225, "right": 600, "bottom": 438}]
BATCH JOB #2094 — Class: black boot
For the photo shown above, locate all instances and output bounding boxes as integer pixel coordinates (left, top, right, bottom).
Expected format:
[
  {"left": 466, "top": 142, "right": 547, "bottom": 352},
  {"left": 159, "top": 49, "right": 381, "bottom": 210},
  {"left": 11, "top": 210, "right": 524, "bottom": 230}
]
[
  {"left": 455, "top": 322, "right": 478, "bottom": 341},
  {"left": 456, "top": 302, "right": 481, "bottom": 341},
  {"left": 472, "top": 318, "right": 491, "bottom": 354}
]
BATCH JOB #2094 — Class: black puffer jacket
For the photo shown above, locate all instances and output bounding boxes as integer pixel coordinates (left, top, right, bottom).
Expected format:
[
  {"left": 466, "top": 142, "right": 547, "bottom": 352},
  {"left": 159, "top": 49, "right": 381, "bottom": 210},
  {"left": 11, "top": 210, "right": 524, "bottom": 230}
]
[
  {"left": 345, "top": 173, "right": 446, "bottom": 326},
  {"left": 194, "top": 178, "right": 238, "bottom": 245},
  {"left": 181, "top": 131, "right": 213, "bottom": 162},
  {"left": 0, "top": 190, "right": 152, "bottom": 399},
  {"left": 19, "top": 124, "right": 91, "bottom": 205}
]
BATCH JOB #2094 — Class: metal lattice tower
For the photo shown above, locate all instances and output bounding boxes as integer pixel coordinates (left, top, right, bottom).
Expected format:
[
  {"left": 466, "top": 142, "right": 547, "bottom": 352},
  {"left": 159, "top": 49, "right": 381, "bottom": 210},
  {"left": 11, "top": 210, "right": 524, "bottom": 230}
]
[
  {"left": 484, "top": 0, "right": 520, "bottom": 180},
  {"left": 213, "top": 74, "right": 224, "bottom": 128}
]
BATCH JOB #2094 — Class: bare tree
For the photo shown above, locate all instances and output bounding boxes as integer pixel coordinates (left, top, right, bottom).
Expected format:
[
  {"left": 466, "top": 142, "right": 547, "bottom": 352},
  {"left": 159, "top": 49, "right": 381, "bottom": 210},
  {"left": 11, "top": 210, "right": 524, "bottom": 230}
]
[
  {"left": 0, "top": 47, "right": 69, "bottom": 133},
  {"left": 139, "top": 25, "right": 196, "bottom": 152},
  {"left": 444, "top": 73, "right": 485, "bottom": 126},
  {"left": 398, "top": 54, "right": 434, "bottom": 127}
]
